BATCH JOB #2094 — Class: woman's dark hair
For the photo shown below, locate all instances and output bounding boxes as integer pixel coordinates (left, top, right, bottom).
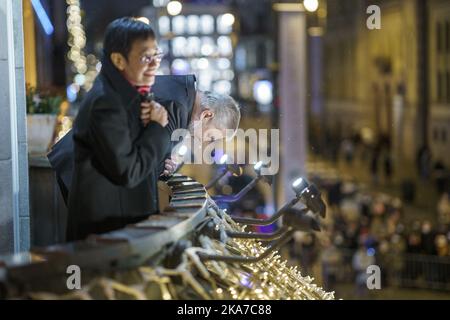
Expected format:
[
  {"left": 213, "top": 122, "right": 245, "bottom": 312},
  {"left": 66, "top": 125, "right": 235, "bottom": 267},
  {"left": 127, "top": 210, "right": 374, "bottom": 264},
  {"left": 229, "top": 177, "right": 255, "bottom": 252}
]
[{"left": 103, "top": 17, "right": 155, "bottom": 59}]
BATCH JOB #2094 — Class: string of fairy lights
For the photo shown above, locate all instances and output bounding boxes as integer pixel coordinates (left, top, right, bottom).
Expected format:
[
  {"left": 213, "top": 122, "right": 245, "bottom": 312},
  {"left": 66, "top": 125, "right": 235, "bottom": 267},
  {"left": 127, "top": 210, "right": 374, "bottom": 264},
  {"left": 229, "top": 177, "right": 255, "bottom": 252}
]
[{"left": 66, "top": 0, "right": 99, "bottom": 101}]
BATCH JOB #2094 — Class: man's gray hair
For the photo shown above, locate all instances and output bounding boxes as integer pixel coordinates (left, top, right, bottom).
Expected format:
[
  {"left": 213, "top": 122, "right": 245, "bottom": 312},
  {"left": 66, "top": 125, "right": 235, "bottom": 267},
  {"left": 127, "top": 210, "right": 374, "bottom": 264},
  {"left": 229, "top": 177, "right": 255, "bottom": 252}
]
[{"left": 199, "top": 91, "right": 241, "bottom": 133}]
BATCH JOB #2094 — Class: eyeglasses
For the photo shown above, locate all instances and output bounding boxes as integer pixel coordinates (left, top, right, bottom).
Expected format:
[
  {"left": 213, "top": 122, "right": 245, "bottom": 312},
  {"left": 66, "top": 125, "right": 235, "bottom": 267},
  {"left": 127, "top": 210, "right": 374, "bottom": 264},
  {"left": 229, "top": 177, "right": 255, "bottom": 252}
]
[{"left": 139, "top": 48, "right": 165, "bottom": 65}]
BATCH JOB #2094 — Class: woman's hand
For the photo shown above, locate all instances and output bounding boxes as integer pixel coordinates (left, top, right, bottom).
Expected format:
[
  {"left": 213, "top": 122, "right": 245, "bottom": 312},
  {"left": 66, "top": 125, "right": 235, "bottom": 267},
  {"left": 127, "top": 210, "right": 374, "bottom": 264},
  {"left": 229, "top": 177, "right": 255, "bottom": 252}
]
[{"left": 141, "top": 101, "right": 168, "bottom": 127}]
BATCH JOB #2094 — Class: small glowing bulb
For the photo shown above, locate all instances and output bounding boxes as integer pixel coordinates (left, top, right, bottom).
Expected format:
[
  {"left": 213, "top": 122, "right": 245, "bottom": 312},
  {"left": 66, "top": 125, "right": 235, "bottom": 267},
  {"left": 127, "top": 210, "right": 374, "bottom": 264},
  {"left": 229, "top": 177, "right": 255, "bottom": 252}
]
[
  {"left": 292, "top": 178, "right": 303, "bottom": 188},
  {"left": 254, "top": 161, "right": 263, "bottom": 171},
  {"left": 178, "top": 145, "right": 188, "bottom": 156},
  {"left": 221, "top": 13, "right": 235, "bottom": 27},
  {"left": 219, "top": 154, "right": 228, "bottom": 164},
  {"left": 304, "top": 0, "right": 319, "bottom": 12},
  {"left": 167, "top": 1, "right": 182, "bottom": 16}
]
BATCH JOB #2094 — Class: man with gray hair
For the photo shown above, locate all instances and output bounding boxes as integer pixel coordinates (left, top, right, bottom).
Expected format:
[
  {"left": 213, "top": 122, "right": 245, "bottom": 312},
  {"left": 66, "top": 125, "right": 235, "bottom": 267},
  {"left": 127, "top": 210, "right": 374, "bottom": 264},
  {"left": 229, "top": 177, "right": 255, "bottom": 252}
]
[
  {"left": 140, "top": 89, "right": 241, "bottom": 173},
  {"left": 193, "top": 90, "right": 241, "bottom": 137}
]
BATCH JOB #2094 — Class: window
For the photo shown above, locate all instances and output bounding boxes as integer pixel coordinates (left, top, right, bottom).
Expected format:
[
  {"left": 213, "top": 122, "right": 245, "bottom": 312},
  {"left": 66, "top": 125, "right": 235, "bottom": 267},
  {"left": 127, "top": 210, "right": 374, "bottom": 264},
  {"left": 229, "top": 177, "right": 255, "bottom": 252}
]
[
  {"left": 217, "top": 36, "right": 232, "bottom": 56},
  {"left": 158, "top": 16, "right": 170, "bottom": 35},
  {"left": 187, "top": 15, "right": 199, "bottom": 34},
  {"left": 172, "top": 37, "right": 187, "bottom": 57},
  {"left": 172, "top": 15, "right": 186, "bottom": 35},
  {"left": 217, "top": 14, "right": 234, "bottom": 34},
  {"left": 213, "top": 80, "right": 232, "bottom": 95},
  {"left": 171, "top": 59, "right": 190, "bottom": 75},
  {"left": 186, "top": 37, "right": 201, "bottom": 57},
  {"left": 200, "top": 15, "right": 214, "bottom": 34},
  {"left": 201, "top": 36, "right": 216, "bottom": 56},
  {"left": 153, "top": 0, "right": 169, "bottom": 7}
]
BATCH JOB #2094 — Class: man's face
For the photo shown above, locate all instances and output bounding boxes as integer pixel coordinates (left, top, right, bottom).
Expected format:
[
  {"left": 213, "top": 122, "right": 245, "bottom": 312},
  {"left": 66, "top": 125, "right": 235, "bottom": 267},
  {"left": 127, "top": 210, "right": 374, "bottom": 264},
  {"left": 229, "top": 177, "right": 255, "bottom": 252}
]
[
  {"left": 189, "top": 112, "right": 227, "bottom": 146},
  {"left": 119, "top": 37, "right": 161, "bottom": 86}
]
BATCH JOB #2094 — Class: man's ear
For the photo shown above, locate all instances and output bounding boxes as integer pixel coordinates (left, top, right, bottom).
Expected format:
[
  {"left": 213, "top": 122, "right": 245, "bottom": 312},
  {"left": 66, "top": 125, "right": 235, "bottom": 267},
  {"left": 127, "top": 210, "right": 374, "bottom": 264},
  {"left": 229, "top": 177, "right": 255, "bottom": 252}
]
[
  {"left": 200, "top": 109, "right": 215, "bottom": 121},
  {"left": 110, "top": 53, "right": 126, "bottom": 71}
]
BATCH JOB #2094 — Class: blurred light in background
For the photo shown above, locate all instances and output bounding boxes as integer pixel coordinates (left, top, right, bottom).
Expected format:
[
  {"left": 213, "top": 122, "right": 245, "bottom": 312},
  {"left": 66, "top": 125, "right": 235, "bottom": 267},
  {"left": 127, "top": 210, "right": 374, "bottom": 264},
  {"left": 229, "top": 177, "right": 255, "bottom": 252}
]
[
  {"left": 31, "top": 0, "right": 54, "bottom": 36},
  {"left": 157, "top": 13, "right": 236, "bottom": 93},
  {"left": 167, "top": 1, "right": 182, "bottom": 16},
  {"left": 186, "top": 37, "right": 201, "bottom": 56},
  {"left": 172, "top": 15, "right": 186, "bottom": 34},
  {"left": 171, "top": 58, "right": 190, "bottom": 75},
  {"left": 95, "top": 61, "right": 102, "bottom": 73},
  {"left": 253, "top": 80, "right": 273, "bottom": 105},
  {"left": 187, "top": 15, "right": 200, "bottom": 34},
  {"left": 197, "top": 58, "right": 209, "bottom": 69},
  {"left": 66, "top": 84, "right": 78, "bottom": 103},
  {"left": 213, "top": 80, "right": 232, "bottom": 95},
  {"left": 74, "top": 74, "right": 86, "bottom": 86},
  {"left": 153, "top": 0, "right": 169, "bottom": 7},
  {"left": 222, "top": 70, "right": 235, "bottom": 81},
  {"left": 217, "top": 13, "right": 235, "bottom": 34},
  {"left": 200, "top": 38, "right": 215, "bottom": 56},
  {"left": 200, "top": 15, "right": 215, "bottom": 34},
  {"left": 198, "top": 71, "right": 212, "bottom": 91},
  {"left": 158, "top": 16, "right": 171, "bottom": 35},
  {"left": 172, "top": 36, "right": 187, "bottom": 56},
  {"left": 217, "top": 36, "right": 233, "bottom": 56},
  {"left": 217, "top": 58, "right": 231, "bottom": 70},
  {"left": 303, "top": 0, "right": 319, "bottom": 13}
]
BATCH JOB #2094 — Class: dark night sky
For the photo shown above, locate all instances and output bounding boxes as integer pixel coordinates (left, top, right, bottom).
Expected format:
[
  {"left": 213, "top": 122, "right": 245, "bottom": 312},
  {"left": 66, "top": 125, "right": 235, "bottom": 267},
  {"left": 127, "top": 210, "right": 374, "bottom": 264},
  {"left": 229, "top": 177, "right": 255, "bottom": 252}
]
[{"left": 81, "top": 0, "right": 150, "bottom": 47}]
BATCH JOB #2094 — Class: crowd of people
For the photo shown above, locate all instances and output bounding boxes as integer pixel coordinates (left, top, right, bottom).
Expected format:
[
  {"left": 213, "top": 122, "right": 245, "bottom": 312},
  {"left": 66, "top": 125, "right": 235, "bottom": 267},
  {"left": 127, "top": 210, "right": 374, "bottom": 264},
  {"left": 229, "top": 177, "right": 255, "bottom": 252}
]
[{"left": 287, "top": 177, "right": 450, "bottom": 295}]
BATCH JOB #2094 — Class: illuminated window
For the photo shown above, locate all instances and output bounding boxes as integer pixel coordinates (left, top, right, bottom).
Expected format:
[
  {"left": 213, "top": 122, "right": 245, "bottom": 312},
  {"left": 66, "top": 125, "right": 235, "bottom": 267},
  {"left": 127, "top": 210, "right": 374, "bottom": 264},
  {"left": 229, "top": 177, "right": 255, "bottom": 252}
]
[
  {"left": 172, "top": 15, "right": 186, "bottom": 35},
  {"left": 153, "top": 0, "right": 169, "bottom": 7},
  {"left": 171, "top": 58, "right": 190, "bottom": 75},
  {"left": 159, "top": 40, "right": 170, "bottom": 57},
  {"left": 187, "top": 15, "right": 199, "bottom": 34},
  {"left": 211, "top": 69, "right": 221, "bottom": 80},
  {"left": 186, "top": 37, "right": 201, "bottom": 57},
  {"left": 197, "top": 57, "right": 210, "bottom": 70},
  {"left": 158, "top": 16, "right": 170, "bottom": 35},
  {"left": 217, "top": 13, "right": 234, "bottom": 34},
  {"left": 217, "top": 36, "right": 232, "bottom": 56},
  {"left": 200, "top": 15, "right": 214, "bottom": 34},
  {"left": 213, "top": 80, "right": 232, "bottom": 95},
  {"left": 222, "top": 70, "right": 235, "bottom": 81},
  {"left": 217, "top": 58, "right": 231, "bottom": 70},
  {"left": 198, "top": 71, "right": 213, "bottom": 91},
  {"left": 172, "top": 37, "right": 187, "bottom": 56},
  {"left": 190, "top": 58, "right": 198, "bottom": 70},
  {"left": 201, "top": 36, "right": 215, "bottom": 56}
]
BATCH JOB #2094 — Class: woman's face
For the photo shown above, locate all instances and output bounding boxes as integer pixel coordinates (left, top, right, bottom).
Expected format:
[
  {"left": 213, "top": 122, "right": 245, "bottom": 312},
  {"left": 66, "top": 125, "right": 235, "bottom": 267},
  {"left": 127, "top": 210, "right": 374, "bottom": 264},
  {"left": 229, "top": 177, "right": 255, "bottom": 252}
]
[{"left": 113, "top": 37, "right": 162, "bottom": 86}]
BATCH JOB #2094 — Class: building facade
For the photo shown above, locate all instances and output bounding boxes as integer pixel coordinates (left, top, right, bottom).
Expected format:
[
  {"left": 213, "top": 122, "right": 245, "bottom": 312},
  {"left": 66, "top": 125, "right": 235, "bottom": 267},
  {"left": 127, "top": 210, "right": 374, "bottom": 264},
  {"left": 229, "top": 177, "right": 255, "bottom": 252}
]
[{"left": 322, "top": 0, "right": 450, "bottom": 171}]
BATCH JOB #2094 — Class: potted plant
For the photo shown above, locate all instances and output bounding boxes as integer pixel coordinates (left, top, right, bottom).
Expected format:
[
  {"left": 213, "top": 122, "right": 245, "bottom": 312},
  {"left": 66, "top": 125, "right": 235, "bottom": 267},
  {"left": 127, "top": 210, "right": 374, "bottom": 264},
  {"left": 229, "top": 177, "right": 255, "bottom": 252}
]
[{"left": 26, "top": 86, "right": 63, "bottom": 154}]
